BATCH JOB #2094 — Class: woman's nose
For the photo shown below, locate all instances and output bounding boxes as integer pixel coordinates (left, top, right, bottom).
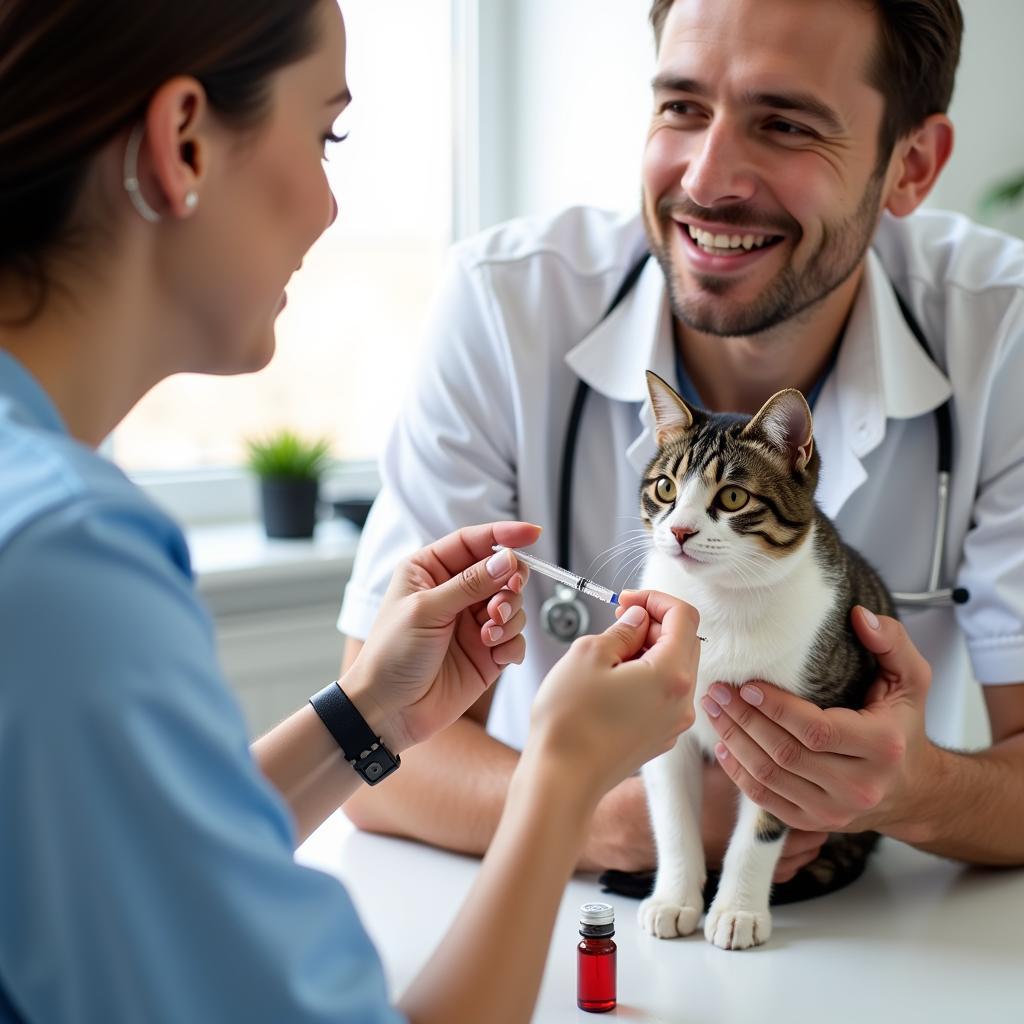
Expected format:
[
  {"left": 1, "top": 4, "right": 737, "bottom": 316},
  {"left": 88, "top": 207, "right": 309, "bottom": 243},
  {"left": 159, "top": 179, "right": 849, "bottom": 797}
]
[{"left": 680, "top": 123, "right": 756, "bottom": 210}]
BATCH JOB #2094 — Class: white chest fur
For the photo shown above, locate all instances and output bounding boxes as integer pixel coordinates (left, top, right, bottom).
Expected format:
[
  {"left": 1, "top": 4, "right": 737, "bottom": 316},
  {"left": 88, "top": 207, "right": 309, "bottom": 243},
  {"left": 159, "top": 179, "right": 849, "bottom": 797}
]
[{"left": 640, "top": 528, "right": 837, "bottom": 756}]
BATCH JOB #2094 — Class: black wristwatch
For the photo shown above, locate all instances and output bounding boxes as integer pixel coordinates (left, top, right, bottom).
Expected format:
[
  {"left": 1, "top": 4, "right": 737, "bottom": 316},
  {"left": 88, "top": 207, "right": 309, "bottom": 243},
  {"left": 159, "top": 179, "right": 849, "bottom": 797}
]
[{"left": 309, "top": 681, "right": 401, "bottom": 785}]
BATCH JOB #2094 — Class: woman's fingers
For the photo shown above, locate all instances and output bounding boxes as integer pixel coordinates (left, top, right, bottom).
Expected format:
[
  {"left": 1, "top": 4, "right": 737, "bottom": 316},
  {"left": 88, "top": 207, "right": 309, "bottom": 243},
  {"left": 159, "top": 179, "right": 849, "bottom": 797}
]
[
  {"left": 482, "top": 607, "right": 526, "bottom": 647},
  {"left": 484, "top": 589, "right": 522, "bottom": 632},
  {"left": 417, "top": 522, "right": 541, "bottom": 584}
]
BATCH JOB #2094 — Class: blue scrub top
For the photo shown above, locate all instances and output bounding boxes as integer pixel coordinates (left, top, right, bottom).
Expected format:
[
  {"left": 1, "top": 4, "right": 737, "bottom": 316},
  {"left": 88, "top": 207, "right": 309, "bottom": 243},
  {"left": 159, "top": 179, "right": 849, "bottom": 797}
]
[{"left": 0, "top": 351, "right": 404, "bottom": 1024}]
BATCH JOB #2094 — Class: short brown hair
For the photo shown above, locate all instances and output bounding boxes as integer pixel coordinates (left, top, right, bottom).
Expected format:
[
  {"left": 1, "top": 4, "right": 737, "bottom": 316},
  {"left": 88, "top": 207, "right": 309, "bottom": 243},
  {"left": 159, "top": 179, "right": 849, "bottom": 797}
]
[{"left": 647, "top": 0, "right": 963, "bottom": 159}]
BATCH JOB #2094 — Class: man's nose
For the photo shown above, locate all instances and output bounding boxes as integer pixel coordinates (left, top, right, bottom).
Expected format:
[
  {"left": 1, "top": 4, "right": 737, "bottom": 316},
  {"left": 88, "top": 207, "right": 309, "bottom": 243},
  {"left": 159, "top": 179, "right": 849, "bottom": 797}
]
[
  {"left": 671, "top": 526, "right": 698, "bottom": 547},
  {"left": 680, "top": 122, "right": 756, "bottom": 209}
]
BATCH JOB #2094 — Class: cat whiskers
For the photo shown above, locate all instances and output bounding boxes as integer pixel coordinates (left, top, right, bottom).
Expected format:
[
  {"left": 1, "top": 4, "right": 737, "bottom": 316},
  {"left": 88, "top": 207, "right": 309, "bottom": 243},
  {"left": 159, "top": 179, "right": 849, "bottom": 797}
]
[
  {"left": 726, "top": 549, "right": 776, "bottom": 593},
  {"left": 586, "top": 530, "right": 651, "bottom": 585}
]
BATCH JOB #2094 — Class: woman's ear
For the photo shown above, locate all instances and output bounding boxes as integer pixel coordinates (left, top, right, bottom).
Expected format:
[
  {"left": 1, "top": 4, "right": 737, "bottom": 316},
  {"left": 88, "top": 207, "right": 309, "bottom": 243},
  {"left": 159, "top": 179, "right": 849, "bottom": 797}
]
[
  {"left": 141, "top": 77, "right": 209, "bottom": 220},
  {"left": 883, "top": 113, "right": 954, "bottom": 218}
]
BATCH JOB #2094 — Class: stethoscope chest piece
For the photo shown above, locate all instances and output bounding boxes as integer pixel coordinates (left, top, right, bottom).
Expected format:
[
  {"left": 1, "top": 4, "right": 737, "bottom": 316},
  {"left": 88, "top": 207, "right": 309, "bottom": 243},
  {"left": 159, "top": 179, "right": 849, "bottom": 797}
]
[{"left": 540, "top": 585, "right": 590, "bottom": 643}]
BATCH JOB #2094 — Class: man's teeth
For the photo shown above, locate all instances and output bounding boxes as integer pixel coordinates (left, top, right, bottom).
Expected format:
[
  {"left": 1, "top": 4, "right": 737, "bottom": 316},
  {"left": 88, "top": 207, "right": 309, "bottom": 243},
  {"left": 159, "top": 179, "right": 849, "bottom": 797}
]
[{"left": 687, "top": 225, "right": 776, "bottom": 253}]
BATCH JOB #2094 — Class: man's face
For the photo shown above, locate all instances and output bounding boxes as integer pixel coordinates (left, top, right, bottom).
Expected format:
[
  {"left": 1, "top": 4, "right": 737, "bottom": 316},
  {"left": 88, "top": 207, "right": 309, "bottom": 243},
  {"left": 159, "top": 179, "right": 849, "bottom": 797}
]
[{"left": 642, "top": 0, "right": 891, "bottom": 337}]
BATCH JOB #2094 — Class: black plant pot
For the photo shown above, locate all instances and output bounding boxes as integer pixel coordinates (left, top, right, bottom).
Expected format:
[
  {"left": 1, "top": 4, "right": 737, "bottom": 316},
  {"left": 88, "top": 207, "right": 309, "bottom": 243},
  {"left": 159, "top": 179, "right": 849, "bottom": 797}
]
[{"left": 259, "top": 477, "right": 319, "bottom": 539}]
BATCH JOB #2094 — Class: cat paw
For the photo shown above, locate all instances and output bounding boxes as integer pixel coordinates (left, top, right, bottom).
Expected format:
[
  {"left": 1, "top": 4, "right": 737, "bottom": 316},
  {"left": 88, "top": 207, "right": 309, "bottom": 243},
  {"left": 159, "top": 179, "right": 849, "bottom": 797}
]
[
  {"left": 638, "top": 897, "right": 702, "bottom": 939},
  {"left": 704, "top": 906, "right": 772, "bottom": 950}
]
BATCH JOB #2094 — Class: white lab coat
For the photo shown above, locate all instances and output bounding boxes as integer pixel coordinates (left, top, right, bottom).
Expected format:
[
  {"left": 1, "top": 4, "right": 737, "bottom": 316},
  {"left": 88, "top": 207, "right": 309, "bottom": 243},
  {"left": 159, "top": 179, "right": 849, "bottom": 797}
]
[{"left": 339, "top": 206, "right": 1024, "bottom": 750}]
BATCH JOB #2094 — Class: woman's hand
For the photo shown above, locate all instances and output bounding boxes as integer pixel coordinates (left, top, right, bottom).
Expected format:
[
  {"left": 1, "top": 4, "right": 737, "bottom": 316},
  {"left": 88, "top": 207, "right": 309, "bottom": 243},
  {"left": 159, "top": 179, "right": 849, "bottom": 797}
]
[
  {"left": 523, "top": 589, "right": 701, "bottom": 808},
  {"left": 342, "top": 522, "right": 540, "bottom": 752}
]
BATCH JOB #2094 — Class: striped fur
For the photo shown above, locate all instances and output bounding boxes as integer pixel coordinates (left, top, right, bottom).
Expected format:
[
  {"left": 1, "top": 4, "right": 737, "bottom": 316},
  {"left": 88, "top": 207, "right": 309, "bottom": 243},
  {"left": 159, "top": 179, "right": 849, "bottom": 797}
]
[{"left": 636, "top": 372, "right": 892, "bottom": 950}]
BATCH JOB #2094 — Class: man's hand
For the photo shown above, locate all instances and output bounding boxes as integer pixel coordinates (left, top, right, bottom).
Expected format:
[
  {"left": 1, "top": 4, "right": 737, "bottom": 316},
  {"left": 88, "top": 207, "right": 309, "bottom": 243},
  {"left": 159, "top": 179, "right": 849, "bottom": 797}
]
[
  {"left": 580, "top": 762, "right": 829, "bottom": 881},
  {"left": 702, "top": 607, "right": 939, "bottom": 841}
]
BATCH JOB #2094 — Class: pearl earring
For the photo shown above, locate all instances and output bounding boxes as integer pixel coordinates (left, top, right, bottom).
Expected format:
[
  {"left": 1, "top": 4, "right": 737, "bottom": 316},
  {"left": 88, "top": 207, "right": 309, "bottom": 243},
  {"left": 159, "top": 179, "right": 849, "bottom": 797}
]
[{"left": 184, "top": 191, "right": 199, "bottom": 211}]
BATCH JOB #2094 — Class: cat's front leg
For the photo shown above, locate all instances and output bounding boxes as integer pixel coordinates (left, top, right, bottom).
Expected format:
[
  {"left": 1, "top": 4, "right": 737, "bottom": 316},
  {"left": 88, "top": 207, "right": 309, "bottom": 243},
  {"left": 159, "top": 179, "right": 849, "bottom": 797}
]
[
  {"left": 704, "top": 794, "right": 786, "bottom": 950},
  {"left": 638, "top": 731, "right": 705, "bottom": 939}
]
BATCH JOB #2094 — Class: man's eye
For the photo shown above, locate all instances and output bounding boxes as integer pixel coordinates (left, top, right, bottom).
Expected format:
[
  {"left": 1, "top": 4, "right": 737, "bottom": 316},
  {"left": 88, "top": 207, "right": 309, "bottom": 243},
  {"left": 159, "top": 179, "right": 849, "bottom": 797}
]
[{"left": 767, "top": 120, "right": 810, "bottom": 137}]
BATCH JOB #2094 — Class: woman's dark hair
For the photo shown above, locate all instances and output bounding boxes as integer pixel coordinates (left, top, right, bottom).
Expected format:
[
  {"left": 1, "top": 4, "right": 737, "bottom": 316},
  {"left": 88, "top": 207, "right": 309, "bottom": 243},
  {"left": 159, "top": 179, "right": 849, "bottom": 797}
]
[
  {"left": 0, "top": 0, "right": 323, "bottom": 303},
  {"left": 647, "top": 0, "right": 963, "bottom": 166}
]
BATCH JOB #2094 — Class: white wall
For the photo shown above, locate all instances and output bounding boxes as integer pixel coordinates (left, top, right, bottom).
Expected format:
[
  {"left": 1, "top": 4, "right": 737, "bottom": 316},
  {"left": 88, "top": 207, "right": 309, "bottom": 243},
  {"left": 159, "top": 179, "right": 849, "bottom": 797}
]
[{"left": 483, "top": 0, "right": 1024, "bottom": 234}]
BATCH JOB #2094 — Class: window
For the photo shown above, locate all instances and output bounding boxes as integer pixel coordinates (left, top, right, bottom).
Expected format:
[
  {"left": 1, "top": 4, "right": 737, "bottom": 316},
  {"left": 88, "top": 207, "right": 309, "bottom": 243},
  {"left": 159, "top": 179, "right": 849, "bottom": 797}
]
[{"left": 114, "top": 0, "right": 454, "bottom": 480}]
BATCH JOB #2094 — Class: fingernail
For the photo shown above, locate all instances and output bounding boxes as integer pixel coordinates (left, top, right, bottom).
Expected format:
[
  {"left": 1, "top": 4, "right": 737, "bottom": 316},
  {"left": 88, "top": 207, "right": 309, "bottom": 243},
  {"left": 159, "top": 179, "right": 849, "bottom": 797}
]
[
  {"left": 715, "top": 742, "right": 729, "bottom": 762},
  {"left": 710, "top": 683, "right": 732, "bottom": 705},
  {"left": 861, "top": 607, "right": 880, "bottom": 630},
  {"left": 701, "top": 696, "right": 721, "bottom": 719},
  {"left": 621, "top": 605, "right": 646, "bottom": 626},
  {"left": 487, "top": 624, "right": 504, "bottom": 642},
  {"left": 497, "top": 601, "right": 512, "bottom": 624},
  {"left": 486, "top": 549, "right": 512, "bottom": 578},
  {"left": 740, "top": 685, "right": 763, "bottom": 706},
  {"left": 508, "top": 572, "right": 524, "bottom": 594}
]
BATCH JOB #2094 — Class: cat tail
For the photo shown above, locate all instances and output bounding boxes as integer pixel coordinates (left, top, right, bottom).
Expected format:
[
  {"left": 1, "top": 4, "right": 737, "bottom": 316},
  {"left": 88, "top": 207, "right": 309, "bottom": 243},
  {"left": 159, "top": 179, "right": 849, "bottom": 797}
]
[{"left": 599, "top": 831, "right": 881, "bottom": 906}]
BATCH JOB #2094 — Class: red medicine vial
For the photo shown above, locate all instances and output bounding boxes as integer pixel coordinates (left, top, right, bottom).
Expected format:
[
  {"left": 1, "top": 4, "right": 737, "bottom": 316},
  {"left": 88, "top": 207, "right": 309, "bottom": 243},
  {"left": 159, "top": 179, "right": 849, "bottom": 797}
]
[{"left": 577, "top": 902, "right": 616, "bottom": 1013}]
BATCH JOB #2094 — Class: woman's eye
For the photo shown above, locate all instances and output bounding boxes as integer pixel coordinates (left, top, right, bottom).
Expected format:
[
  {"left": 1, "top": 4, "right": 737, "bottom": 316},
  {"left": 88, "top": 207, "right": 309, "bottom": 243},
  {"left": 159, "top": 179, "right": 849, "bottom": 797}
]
[
  {"left": 655, "top": 477, "right": 678, "bottom": 502},
  {"left": 322, "top": 131, "right": 349, "bottom": 157},
  {"left": 716, "top": 486, "right": 749, "bottom": 511}
]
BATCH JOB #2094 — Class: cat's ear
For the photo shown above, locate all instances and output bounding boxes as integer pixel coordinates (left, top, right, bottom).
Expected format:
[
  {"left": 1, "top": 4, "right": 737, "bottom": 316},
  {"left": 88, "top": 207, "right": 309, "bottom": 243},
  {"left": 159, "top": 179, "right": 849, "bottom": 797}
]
[
  {"left": 646, "top": 370, "right": 695, "bottom": 445},
  {"left": 742, "top": 388, "right": 814, "bottom": 472}
]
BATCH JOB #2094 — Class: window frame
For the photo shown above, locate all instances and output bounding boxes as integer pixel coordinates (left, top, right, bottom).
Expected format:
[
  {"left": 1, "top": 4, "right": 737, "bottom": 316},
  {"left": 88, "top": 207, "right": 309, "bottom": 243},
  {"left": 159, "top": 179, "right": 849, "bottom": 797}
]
[{"left": 133, "top": 0, "right": 504, "bottom": 526}]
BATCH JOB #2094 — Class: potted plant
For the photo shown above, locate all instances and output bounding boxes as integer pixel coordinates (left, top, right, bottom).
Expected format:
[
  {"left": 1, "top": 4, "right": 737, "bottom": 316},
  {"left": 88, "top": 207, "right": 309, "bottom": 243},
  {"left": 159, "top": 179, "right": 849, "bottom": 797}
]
[{"left": 244, "top": 430, "right": 333, "bottom": 539}]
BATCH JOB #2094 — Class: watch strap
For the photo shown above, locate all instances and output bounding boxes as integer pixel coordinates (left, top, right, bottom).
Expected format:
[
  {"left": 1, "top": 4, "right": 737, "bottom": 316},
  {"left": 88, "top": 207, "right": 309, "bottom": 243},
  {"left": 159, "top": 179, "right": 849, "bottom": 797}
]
[{"left": 309, "top": 681, "right": 400, "bottom": 785}]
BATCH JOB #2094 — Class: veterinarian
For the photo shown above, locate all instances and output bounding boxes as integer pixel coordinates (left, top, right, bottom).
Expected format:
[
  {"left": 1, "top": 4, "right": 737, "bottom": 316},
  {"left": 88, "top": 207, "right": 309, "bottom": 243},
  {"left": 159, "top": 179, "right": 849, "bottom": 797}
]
[
  {"left": 339, "top": 0, "right": 1024, "bottom": 876},
  {"left": 0, "top": 2, "right": 703, "bottom": 1021}
]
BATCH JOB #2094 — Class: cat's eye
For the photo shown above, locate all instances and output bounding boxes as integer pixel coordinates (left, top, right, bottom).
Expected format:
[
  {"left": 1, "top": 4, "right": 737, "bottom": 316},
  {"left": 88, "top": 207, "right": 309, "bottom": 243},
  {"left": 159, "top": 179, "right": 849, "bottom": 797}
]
[
  {"left": 716, "top": 486, "right": 749, "bottom": 511},
  {"left": 655, "top": 476, "right": 677, "bottom": 503}
]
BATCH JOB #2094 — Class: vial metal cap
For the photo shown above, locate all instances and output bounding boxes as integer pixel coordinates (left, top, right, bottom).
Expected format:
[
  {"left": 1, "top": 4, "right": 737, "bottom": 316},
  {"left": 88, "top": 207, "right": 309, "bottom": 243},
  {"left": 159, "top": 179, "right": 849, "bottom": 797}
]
[{"left": 579, "top": 902, "right": 614, "bottom": 926}]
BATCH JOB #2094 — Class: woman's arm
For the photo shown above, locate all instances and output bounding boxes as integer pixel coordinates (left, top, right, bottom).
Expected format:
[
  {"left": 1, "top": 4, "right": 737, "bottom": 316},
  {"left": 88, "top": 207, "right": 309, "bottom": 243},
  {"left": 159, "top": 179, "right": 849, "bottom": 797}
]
[
  {"left": 254, "top": 522, "right": 537, "bottom": 843},
  {"left": 399, "top": 590, "right": 699, "bottom": 1024}
]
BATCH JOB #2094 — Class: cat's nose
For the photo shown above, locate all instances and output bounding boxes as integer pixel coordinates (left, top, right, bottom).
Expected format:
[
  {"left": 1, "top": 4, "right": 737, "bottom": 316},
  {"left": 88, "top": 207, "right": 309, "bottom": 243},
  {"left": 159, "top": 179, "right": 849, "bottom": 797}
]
[{"left": 671, "top": 526, "right": 698, "bottom": 548}]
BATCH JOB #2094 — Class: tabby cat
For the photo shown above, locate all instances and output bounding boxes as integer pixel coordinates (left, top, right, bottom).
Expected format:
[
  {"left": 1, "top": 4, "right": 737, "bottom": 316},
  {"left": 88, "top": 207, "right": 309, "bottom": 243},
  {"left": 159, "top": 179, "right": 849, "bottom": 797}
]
[{"left": 637, "top": 370, "right": 893, "bottom": 950}]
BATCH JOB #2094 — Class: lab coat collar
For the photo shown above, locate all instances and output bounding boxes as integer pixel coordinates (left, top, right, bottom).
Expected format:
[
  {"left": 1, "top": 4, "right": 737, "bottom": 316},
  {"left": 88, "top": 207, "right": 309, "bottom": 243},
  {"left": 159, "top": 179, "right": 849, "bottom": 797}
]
[
  {"left": 564, "top": 255, "right": 675, "bottom": 403},
  {"left": 812, "top": 248, "right": 951, "bottom": 516},
  {"left": 564, "top": 243, "right": 952, "bottom": 519}
]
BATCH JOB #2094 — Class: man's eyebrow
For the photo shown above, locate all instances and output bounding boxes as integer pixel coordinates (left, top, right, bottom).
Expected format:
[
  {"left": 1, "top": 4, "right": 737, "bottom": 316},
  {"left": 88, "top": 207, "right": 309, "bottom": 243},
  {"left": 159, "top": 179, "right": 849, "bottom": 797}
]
[
  {"left": 326, "top": 87, "right": 352, "bottom": 107},
  {"left": 651, "top": 74, "right": 709, "bottom": 97},
  {"left": 650, "top": 75, "right": 844, "bottom": 134}
]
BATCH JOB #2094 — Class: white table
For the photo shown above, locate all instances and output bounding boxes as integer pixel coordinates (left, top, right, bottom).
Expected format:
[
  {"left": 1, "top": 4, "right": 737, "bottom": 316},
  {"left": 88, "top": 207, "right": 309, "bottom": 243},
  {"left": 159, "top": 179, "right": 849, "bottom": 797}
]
[{"left": 297, "top": 811, "right": 1024, "bottom": 1023}]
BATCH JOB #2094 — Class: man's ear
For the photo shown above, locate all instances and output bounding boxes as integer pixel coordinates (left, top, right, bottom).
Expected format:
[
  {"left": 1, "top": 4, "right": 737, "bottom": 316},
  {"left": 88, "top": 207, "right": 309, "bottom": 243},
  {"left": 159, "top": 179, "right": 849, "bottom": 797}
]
[
  {"left": 141, "top": 77, "right": 209, "bottom": 220},
  {"left": 883, "top": 113, "right": 954, "bottom": 218}
]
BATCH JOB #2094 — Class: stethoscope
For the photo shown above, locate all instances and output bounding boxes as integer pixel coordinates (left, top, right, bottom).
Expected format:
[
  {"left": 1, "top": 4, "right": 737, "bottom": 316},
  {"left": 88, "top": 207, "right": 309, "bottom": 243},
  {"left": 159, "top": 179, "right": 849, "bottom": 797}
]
[{"left": 541, "top": 253, "right": 969, "bottom": 643}]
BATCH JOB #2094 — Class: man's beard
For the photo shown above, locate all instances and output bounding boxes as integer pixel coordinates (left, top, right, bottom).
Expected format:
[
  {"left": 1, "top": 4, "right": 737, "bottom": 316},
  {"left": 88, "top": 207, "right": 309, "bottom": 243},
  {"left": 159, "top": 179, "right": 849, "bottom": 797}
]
[{"left": 643, "top": 171, "right": 885, "bottom": 337}]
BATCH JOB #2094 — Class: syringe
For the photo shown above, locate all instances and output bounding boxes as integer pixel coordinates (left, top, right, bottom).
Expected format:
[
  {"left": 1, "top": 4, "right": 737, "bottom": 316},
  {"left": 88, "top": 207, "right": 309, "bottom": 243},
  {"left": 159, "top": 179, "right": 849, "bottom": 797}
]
[
  {"left": 492, "top": 545, "right": 619, "bottom": 605},
  {"left": 494, "top": 545, "right": 708, "bottom": 641}
]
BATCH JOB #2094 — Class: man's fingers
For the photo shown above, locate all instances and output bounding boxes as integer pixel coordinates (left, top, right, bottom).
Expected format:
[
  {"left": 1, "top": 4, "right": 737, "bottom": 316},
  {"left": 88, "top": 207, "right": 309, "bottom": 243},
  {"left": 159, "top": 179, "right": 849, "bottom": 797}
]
[
  {"left": 782, "top": 829, "right": 829, "bottom": 857},
  {"left": 729, "top": 682, "right": 884, "bottom": 759},
  {"left": 851, "top": 607, "right": 932, "bottom": 702}
]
